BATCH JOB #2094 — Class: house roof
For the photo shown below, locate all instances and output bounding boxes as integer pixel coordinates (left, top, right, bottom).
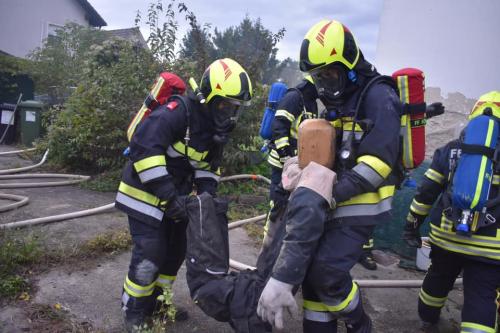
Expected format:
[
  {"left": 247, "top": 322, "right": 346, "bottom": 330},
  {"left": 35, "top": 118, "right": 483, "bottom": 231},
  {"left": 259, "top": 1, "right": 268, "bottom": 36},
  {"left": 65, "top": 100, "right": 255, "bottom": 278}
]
[
  {"left": 0, "top": 49, "right": 14, "bottom": 57},
  {"left": 76, "top": 0, "right": 107, "bottom": 27},
  {"left": 105, "top": 27, "right": 148, "bottom": 48}
]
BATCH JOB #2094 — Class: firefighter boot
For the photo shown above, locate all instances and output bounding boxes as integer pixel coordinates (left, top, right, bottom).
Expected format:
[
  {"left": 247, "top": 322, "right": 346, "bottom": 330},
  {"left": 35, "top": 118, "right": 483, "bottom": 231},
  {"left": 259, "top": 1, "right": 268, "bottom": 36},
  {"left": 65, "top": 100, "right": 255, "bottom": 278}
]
[
  {"left": 358, "top": 250, "right": 377, "bottom": 271},
  {"left": 344, "top": 300, "right": 372, "bottom": 333}
]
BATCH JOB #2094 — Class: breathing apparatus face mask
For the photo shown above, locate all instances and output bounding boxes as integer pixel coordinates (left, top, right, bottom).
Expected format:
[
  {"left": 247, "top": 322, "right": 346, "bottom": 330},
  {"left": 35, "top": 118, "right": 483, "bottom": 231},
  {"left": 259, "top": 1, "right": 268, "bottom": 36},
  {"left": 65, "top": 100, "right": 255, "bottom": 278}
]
[
  {"left": 311, "top": 63, "right": 346, "bottom": 102},
  {"left": 311, "top": 63, "right": 357, "bottom": 110},
  {"left": 210, "top": 97, "right": 241, "bottom": 144}
]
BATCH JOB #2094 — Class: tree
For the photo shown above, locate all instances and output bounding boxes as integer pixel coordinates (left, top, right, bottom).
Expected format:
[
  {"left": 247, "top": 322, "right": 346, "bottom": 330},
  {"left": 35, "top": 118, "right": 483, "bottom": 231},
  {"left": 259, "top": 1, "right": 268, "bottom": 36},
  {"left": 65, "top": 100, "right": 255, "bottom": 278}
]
[
  {"left": 135, "top": 0, "right": 178, "bottom": 65},
  {"left": 264, "top": 57, "right": 303, "bottom": 86},
  {"left": 0, "top": 53, "right": 30, "bottom": 103},
  {"left": 212, "top": 16, "right": 285, "bottom": 83},
  {"left": 27, "top": 23, "right": 106, "bottom": 97},
  {"left": 178, "top": 3, "right": 216, "bottom": 75}
]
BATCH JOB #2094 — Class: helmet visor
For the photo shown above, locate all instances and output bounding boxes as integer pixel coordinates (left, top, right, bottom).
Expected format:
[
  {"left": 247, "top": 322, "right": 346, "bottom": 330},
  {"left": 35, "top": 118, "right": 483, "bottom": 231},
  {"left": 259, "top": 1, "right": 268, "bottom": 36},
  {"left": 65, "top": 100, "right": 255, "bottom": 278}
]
[{"left": 310, "top": 63, "right": 347, "bottom": 102}]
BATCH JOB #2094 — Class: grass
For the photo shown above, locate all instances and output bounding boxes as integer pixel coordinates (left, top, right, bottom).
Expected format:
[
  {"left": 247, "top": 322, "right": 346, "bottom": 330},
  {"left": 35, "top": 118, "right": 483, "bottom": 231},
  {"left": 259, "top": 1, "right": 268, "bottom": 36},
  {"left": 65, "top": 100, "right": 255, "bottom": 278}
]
[
  {"left": 0, "top": 231, "right": 41, "bottom": 299},
  {"left": 221, "top": 179, "right": 270, "bottom": 245},
  {"left": 218, "top": 179, "right": 268, "bottom": 197},
  {"left": 79, "top": 169, "right": 122, "bottom": 192},
  {"left": 81, "top": 229, "right": 132, "bottom": 255},
  {"left": 0, "top": 228, "right": 132, "bottom": 301}
]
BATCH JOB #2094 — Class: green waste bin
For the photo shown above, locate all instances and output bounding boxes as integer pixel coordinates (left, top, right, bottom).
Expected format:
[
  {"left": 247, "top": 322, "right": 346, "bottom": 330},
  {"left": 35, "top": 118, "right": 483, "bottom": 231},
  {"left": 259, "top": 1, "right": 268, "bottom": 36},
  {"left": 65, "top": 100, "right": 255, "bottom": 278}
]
[{"left": 19, "top": 100, "right": 44, "bottom": 147}]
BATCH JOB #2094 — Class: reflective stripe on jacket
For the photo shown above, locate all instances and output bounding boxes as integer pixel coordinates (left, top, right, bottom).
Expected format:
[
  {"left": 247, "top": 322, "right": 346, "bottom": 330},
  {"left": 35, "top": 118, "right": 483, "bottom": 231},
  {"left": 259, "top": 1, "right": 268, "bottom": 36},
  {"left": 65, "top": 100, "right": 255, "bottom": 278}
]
[
  {"left": 329, "top": 78, "right": 402, "bottom": 225},
  {"left": 116, "top": 95, "right": 220, "bottom": 226},
  {"left": 267, "top": 82, "right": 318, "bottom": 169}
]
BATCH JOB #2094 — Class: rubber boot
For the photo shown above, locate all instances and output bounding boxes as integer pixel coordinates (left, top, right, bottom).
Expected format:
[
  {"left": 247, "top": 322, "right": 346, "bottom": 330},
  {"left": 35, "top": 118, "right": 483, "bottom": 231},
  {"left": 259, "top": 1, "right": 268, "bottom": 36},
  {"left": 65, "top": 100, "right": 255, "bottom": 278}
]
[
  {"left": 358, "top": 250, "right": 377, "bottom": 271},
  {"left": 418, "top": 297, "right": 441, "bottom": 325},
  {"left": 344, "top": 299, "right": 372, "bottom": 333},
  {"left": 122, "top": 291, "right": 153, "bottom": 333},
  {"left": 345, "top": 312, "right": 372, "bottom": 333},
  {"left": 419, "top": 321, "right": 440, "bottom": 333}
]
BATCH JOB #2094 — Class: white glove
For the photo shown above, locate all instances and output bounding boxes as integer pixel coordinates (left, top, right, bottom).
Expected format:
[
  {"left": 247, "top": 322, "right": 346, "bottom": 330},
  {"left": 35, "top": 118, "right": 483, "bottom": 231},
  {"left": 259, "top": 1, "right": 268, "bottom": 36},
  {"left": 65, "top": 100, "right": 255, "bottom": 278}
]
[
  {"left": 296, "top": 161, "right": 337, "bottom": 207},
  {"left": 257, "top": 277, "right": 298, "bottom": 330},
  {"left": 281, "top": 156, "right": 302, "bottom": 192}
]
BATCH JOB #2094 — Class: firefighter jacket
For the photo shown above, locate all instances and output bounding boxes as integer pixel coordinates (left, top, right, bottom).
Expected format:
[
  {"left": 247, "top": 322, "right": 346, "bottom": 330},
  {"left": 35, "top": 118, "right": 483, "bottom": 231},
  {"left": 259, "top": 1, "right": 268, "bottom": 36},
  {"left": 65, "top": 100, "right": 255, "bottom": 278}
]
[
  {"left": 115, "top": 94, "right": 221, "bottom": 227},
  {"left": 267, "top": 80, "right": 318, "bottom": 169},
  {"left": 408, "top": 139, "right": 500, "bottom": 265},
  {"left": 328, "top": 75, "right": 402, "bottom": 226}
]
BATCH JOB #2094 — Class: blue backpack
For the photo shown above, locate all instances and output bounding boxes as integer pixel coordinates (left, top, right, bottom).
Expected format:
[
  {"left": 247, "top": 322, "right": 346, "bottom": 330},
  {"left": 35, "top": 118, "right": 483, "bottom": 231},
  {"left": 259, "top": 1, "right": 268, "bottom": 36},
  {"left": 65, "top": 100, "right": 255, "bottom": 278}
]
[
  {"left": 259, "top": 82, "right": 288, "bottom": 140},
  {"left": 450, "top": 114, "right": 499, "bottom": 235}
]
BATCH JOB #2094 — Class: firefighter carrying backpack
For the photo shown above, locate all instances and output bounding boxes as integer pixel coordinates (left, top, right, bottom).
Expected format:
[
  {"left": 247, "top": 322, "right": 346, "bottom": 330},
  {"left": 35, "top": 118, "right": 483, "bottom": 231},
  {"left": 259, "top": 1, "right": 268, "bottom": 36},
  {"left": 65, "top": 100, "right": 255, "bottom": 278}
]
[
  {"left": 449, "top": 114, "right": 500, "bottom": 236},
  {"left": 259, "top": 81, "right": 288, "bottom": 140},
  {"left": 344, "top": 68, "right": 444, "bottom": 186},
  {"left": 126, "top": 72, "right": 186, "bottom": 142}
]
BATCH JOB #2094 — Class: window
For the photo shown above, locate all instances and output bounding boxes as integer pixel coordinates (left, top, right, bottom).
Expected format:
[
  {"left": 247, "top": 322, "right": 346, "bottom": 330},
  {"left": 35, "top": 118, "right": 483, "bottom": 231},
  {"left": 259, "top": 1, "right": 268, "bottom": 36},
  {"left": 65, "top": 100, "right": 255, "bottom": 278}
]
[{"left": 47, "top": 23, "right": 63, "bottom": 44}]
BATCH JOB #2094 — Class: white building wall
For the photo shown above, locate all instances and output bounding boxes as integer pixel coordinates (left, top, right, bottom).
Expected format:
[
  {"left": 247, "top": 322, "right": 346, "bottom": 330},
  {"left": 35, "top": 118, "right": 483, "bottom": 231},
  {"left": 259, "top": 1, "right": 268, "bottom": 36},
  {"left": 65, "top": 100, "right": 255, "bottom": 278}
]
[
  {"left": 376, "top": 0, "right": 500, "bottom": 99},
  {"left": 0, "top": 0, "right": 90, "bottom": 58}
]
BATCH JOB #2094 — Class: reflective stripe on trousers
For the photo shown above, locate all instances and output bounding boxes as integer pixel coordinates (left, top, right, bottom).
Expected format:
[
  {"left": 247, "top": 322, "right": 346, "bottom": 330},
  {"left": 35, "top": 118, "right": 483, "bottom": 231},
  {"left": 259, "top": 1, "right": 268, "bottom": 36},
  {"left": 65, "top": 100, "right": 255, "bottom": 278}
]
[
  {"left": 461, "top": 322, "right": 496, "bottom": 333},
  {"left": 303, "top": 282, "right": 360, "bottom": 318}
]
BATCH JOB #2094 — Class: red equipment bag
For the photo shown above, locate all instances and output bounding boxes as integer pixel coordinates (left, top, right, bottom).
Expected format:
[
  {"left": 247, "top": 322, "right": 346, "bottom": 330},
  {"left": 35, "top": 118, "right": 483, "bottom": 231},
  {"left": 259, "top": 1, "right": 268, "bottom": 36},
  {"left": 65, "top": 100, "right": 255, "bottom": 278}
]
[
  {"left": 127, "top": 72, "right": 186, "bottom": 142},
  {"left": 392, "top": 68, "right": 427, "bottom": 169}
]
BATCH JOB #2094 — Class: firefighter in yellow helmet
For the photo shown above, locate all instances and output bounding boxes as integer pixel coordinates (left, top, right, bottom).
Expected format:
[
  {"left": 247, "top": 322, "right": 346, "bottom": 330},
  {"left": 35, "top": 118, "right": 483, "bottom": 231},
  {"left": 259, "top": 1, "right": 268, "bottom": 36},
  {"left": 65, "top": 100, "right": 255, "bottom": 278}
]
[
  {"left": 257, "top": 20, "right": 402, "bottom": 333},
  {"left": 115, "top": 58, "right": 252, "bottom": 332},
  {"left": 403, "top": 91, "right": 500, "bottom": 333},
  {"left": 265, "top": 74, "right": 319, "bottom": 226}
]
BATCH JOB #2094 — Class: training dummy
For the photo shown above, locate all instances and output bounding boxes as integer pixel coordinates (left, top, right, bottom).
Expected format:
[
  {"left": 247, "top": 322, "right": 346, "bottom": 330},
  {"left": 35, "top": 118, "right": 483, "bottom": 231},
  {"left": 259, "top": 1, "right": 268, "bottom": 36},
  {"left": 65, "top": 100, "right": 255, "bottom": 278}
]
[{"left": 184, "top": 119, "right": 337, "bottom": 332}]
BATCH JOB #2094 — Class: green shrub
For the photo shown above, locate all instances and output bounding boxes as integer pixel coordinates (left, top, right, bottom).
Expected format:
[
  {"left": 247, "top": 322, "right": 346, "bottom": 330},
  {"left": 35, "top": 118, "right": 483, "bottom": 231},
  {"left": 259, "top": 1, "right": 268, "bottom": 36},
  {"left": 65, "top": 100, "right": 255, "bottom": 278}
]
[
  {"left": 42, "top": 39, "right": 160, "bottom": 172},
  {"left": 222, "top": 84, "right": 269, "bottom": 175}
]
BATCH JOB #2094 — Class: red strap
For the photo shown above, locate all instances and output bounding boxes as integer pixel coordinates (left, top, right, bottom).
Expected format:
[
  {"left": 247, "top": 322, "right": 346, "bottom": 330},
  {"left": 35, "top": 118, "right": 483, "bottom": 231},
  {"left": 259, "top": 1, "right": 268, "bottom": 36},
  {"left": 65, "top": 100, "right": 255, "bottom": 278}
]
[{"left": 166, "top": 101, "right": 178, "bottom": 111}]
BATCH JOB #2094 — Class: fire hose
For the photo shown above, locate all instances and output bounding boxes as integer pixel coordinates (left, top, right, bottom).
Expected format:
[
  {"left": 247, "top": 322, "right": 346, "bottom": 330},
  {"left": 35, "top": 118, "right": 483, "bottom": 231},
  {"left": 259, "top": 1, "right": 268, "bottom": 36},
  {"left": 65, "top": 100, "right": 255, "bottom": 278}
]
[{"left": 0, "top": 150, "right": 457, "bottom": 288}]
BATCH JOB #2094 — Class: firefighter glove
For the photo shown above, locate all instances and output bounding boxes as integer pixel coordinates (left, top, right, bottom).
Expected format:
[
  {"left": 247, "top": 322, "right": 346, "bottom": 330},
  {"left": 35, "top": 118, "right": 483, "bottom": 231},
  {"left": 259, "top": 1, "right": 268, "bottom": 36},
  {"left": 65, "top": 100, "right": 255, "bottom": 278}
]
[
  {"left": 269, "top": 185, "right": 289, "bottom": 223},
  {"left": 402, "top": 213, "right": 423, "bottom": 248},
  {"left": 277, "top": 146, "right": 292, "bottom": 163},
  {"left": 164, "top": 195, "right": 188, "bottom": 222},
  {"left": 257, "top": 277, "right": 298, "bottom": 330},
  {"left": 426, "top": 102, "right": 445, "bottom": 118},
  {"left": 296, "top": 161, "right": 337, "bottom": 208}
]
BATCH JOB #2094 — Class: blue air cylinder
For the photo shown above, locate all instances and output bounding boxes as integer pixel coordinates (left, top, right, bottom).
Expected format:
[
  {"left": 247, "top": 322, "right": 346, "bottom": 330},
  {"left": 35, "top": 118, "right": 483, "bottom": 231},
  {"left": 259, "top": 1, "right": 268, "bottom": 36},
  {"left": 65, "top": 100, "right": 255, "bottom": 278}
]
[
  {"left": 452, "top": 115, "right": 499, "bottom": 235},
  {"left": 259, "top": 82, "right": 288, "bottom": 140}
]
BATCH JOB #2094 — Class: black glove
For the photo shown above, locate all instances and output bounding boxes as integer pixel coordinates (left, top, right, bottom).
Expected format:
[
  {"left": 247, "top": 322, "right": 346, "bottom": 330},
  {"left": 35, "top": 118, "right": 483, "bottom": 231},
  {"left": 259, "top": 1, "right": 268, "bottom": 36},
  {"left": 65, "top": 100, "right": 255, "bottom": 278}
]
[
  {"left": 276, "top": 146, "right": 292, "bottom": 163},
  {"left": 269, "top": 184, "right": 289, "bottom": 222},
  {"left": 402, "top": 213, "right": 423, "bottom": 248},
  {"left": 164, "top": 195, "right": 188, "bottom": 222},
  {"left": 209, "top": 142, "right": 225, "bottom": 172},
  {"left": 426, "top": 102, "right": 445, "bottom": 118},
  {"left": 146, "top": 176, "right": 177, "bottom": 202}
]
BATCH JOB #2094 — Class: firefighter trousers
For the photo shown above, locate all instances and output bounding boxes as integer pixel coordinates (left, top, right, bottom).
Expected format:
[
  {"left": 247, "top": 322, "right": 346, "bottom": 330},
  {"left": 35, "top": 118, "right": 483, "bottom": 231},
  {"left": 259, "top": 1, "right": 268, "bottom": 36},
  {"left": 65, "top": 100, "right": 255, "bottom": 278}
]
[
  {"left": 419, "top": 245, "right": 500, "bottom": 333},
  {"left": 267, "top": 166, "right": 289, "bottom": 224},
  {"left": 121, "top": 215, "right": 188, "bottom": 324},
  {"left": 302, "top": 225, "right": 375, "bottom": 333}
]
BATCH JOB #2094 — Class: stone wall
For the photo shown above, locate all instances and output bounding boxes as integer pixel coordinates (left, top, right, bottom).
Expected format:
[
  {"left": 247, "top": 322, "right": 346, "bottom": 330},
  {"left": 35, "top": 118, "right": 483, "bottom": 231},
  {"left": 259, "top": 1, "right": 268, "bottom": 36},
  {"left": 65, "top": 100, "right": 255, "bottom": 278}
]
[{"left": 424, "top": 87, "right": 476, "bottom": 158}]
